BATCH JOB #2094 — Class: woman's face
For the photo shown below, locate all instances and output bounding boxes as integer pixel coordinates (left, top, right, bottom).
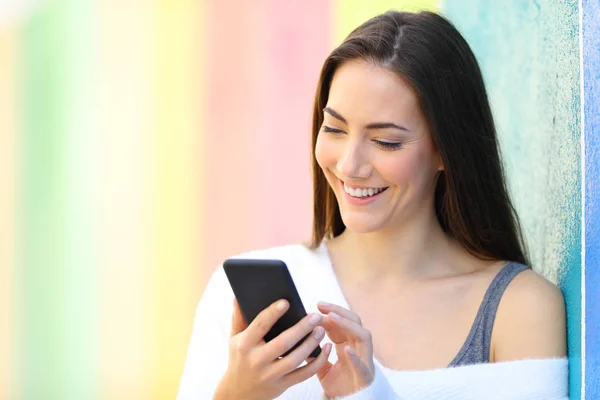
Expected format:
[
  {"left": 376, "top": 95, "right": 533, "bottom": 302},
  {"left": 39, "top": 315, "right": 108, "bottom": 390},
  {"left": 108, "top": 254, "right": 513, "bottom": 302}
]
[{"left": 315, "top": 59, "right": 443, "bottom": 234}]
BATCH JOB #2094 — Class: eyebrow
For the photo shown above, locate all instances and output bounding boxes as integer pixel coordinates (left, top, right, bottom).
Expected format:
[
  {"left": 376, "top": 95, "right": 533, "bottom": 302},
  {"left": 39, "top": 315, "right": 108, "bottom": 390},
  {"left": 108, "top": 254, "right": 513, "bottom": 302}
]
[{"left": 323, "top": 107, "right": 410, "bottom": 132}]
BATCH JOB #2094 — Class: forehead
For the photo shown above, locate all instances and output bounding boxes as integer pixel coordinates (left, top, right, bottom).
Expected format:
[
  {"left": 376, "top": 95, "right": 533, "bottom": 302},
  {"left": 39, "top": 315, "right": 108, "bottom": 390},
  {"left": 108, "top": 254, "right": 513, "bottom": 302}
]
[{"left": 326, "top": 59, "right": 421, "bottom": 123}]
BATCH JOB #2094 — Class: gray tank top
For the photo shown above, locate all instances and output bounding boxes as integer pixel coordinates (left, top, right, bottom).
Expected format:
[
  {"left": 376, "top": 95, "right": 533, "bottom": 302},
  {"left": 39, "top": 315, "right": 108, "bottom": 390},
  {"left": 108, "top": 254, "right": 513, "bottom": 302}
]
[{"left": 448, "top": 261, "right": 529, "bottom": 367}]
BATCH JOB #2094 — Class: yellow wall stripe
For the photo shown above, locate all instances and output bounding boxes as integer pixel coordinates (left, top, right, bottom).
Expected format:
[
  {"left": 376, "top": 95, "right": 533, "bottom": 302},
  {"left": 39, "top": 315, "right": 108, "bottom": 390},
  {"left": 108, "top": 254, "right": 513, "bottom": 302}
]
[
  {"left": 151, "top": 1, "right": 204, "bottom": 397},
  {"left": 0, "top": 26, "right": 20, "bottom": 400},
  {"left": 332, "top": 0, "right": 439, "bottom": 46}
]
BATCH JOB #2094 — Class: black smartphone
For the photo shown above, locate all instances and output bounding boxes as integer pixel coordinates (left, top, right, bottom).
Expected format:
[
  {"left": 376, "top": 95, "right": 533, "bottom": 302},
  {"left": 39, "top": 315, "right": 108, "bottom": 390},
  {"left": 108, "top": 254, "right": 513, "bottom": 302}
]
[{"left": 223, "top": 258, "right": 321, "bottom": 359}]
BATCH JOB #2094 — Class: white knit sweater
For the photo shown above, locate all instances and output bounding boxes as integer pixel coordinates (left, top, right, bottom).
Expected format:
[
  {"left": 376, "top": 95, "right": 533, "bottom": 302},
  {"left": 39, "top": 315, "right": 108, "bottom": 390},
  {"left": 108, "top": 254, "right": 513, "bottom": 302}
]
[{"left": 176, "top": 244, "right": 569, "bottom": 400}]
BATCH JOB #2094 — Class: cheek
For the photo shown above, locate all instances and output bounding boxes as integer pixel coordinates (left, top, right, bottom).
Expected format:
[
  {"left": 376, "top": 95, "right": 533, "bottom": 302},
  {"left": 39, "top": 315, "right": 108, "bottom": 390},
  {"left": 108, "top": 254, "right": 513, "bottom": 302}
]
[
  {"left": 314, "top": 133, "right": 337, "bottom": 170},
  {"left": 377, "top": 151, "right": 435, "bottom": 186},
  {"left": 377, "top": 156, "right": 413, "bottom": 184}
]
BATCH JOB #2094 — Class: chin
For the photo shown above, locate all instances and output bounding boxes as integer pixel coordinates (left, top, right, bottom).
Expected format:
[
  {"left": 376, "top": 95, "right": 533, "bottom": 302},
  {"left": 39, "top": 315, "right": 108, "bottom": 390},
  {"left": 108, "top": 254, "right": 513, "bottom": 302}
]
[{"left": 339, "top": 212, "right": 386, "bottom": 234}]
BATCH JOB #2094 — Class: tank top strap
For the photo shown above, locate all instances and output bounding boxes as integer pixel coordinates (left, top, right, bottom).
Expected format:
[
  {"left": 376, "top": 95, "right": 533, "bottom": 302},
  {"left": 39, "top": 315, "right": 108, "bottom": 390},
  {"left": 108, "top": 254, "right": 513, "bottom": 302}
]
[{"left": 449, "top": 262, "right": 529, "bottom": 367}]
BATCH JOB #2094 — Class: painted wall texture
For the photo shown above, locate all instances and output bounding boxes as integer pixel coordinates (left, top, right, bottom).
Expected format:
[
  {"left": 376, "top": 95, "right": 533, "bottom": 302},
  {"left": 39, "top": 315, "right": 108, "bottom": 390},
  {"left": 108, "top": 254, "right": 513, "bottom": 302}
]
[
  {"left": 0, "top": 0, "right": 592, "bottom": 399},
  {"left": 445, "top": 1, "right": 583, "bottom": 397},
  {"left": 583, "top": 0, "right": 600, "bottom": 398}
]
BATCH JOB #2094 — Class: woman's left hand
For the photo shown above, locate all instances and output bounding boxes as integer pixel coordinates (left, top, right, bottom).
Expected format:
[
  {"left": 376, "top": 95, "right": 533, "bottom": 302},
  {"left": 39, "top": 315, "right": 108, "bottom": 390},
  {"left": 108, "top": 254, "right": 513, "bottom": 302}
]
[{"left": 315, "top": 302, "right": 375, "bottom": 398}]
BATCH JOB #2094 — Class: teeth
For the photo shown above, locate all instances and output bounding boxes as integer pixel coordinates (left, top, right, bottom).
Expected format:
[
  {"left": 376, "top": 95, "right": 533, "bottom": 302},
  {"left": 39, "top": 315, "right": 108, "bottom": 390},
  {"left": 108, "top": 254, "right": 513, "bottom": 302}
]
[{"left": 343, "top": 182, "right": 386, "bottom": 198}]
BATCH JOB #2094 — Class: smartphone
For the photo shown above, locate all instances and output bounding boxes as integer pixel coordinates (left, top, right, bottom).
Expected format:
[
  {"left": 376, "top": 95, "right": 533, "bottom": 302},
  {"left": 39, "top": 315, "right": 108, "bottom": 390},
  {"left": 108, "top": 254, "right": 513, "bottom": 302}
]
[{"left": 223, "top": 258, "right": 321, "bottom": 359}]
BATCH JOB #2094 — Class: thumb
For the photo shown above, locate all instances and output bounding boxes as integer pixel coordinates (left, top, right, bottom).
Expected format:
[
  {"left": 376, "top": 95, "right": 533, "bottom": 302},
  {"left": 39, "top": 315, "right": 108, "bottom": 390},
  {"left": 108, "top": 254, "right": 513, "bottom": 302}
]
[
  {"left": 230, "top": 297, "right": 248, "bottom": 337},
  {"left": 345, "top": 345, "right": 373, "bottom": 387}
]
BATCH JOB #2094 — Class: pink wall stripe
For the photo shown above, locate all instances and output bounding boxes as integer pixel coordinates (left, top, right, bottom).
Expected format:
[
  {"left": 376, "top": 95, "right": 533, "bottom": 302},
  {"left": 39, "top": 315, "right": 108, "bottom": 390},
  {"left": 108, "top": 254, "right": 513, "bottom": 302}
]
[
  {"left": 201, "top": 1, "right": 334, "bottom": 285},
  {"left": 202, "top": 0, "right": 271, "bottom": 274},
  {"left": 258, "top": 0, "right": 332, "bottom": 247}
]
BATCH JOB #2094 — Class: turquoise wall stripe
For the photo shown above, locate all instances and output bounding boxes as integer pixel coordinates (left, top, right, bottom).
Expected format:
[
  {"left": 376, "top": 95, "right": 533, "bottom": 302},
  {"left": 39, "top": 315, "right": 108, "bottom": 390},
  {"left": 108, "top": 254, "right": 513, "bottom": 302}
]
[
  {"left": 563, "top": 239, "right": 583, "bottom": 400},
  {"left": 442, "top": 1, "right": 582, "bottom": 398}
]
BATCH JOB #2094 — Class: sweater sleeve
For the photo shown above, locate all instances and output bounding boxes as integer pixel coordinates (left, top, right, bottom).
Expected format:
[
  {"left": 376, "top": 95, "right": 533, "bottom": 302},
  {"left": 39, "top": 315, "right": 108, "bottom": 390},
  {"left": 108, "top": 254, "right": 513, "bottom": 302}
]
[
  {"left": 333, "top": 365, "right": 402, "bottom": 400},
  {"left": 335, "top": 358, "right": 569, "bottom": 400},
  {"left": 176, "top": 266, "right": 233, "bottom": 400}
]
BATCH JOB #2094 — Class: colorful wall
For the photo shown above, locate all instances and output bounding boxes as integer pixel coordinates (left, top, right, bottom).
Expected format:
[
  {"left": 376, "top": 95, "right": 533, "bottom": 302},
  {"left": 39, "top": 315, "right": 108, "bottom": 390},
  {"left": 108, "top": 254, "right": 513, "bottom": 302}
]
[
  {"left": 583, "top": 0, "right": 600, "bottom": 398},
  {"left": 0, "top": 0, "right": 593, "bottom": 399},
  {"left": 444, "top": 0, "right": 583, "bottom": 397}
]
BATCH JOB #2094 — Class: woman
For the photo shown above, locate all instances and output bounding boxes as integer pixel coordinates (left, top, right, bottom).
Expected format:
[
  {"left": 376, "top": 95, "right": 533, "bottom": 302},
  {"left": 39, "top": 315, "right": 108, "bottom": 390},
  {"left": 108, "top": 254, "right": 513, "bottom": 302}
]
[{"left": 177, "top": 10, "right": 568, "bottom": 399}]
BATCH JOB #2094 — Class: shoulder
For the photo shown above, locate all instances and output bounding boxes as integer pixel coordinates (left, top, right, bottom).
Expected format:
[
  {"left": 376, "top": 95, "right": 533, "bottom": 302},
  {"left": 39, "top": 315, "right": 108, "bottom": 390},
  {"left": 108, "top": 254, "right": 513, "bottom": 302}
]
[
  {"left": 227, "top": 242, "right": 328, "bottom": 287},
  {"left": 204, "top": 242, "right": 325, "bottom": 295},
  {"left": 198, "top": 242, "right": 326, "bottom": 322},
  {"left": 198, "top": 243, "right": 320, "bottom": 312},
  {"left": 227, "top": 243, "right": 318, "bottom": 263},
  {"left": 491, "top": 266, "right": 567, "bottom": 361}
]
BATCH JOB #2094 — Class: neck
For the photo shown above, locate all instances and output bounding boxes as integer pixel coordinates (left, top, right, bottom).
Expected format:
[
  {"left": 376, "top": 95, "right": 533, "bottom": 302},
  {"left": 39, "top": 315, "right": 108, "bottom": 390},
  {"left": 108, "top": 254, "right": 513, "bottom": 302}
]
[{"left": 330, "top": 206, "right": 470, "bottom": 285}]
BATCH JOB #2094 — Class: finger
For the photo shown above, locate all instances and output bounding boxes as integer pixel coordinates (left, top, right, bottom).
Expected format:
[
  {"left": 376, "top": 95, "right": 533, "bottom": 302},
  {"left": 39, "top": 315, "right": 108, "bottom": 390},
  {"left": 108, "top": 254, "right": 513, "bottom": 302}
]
[
  {"left": 271, "top": 324, "right": 327, "bottom": 376},
  {"left": 316, "top": 358, "right": 334, "bottom": 380},
  {"left": 244, "top": 299, "right": 289, "bottom": 344},
  {"left": 345, "top": 345, "right": 373, "bottom": 386},
  {"left": 324, "top": 312, "right": 372, "bottom": 345},
  {"left": 262, "top": 312, "right": 323, "bottom": 360},
  {"left": 230, "top": 297, "right": 248, "bottom": 337},
  {"left": 283, "top": 343, "right": 332, "bottom": 387},
  {"left": 317, "top": 301, "right": 362, "bottom": 325},
  {"left": 319, "top": 317, "right": 347, "bottom": 344}
]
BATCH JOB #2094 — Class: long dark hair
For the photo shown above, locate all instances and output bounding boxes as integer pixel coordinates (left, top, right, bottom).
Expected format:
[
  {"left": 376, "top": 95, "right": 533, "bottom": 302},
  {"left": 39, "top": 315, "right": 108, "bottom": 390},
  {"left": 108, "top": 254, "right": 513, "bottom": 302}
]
[{"left": 309, "top": 10, "right": 529, "bottom": 266}]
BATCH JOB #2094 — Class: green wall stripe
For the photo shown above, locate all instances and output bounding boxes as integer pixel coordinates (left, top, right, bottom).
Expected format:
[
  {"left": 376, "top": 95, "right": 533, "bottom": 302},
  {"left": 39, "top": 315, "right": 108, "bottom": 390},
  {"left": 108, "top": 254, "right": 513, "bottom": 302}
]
[
  {"left": 21, "top": 1, "right": 68, "bottom": 395},
  {"left": 20, "top": 1, "right": 99, "bottom": 398},
  {"left": 60, "top": 0, "right": 99, "bottom": 398}
]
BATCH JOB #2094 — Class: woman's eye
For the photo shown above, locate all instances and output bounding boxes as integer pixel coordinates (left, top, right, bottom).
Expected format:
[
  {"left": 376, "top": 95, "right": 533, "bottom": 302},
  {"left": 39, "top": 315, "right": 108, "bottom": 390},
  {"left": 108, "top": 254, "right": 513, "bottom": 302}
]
[
  {"left": 374, "top": 140, "right": 403, "bottom": 150},
  {"left": 323, "top": 125, "right": 345, "bottom": 135}
]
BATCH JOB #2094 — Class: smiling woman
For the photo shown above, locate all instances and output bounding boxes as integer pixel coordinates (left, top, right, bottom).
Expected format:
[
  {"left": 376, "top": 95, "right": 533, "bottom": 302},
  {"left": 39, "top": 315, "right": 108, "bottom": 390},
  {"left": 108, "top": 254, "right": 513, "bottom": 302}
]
[
  {"left": 177, "top": 10, "right": 568, "bottom": 400},
  {"left": 315, "top": 60, "right": 443, "bottom": 234}
]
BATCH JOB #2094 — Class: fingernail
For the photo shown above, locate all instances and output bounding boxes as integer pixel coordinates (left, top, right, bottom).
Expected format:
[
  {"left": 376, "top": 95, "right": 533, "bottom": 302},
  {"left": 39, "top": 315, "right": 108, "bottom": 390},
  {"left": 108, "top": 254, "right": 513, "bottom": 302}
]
[
  {"left": 309, "top": 313, "right": 322, "bottom": 325},
  {"left": 313, "top": 326, "right": 325, "bottom": 340},
  {"left": 346, "top": 346, "right": 356, "bottom": 357},
  {"left": 329, "top": 312, "right": 341, "bottom": 321},
  {"left": 276, "top": 300, "right": 288, "bottom": 311},
  {"left": 325, "top": 343, "right": 332, "bottom": 354},
  {"left": 318, "top": 301, "right": 330, "bottom": 307}
]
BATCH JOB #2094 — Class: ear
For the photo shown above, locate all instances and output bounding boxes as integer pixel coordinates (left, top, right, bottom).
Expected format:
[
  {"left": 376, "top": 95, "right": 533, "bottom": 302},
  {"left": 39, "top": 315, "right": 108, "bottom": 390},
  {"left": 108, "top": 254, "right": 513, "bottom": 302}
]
[{"left": 436, "top": 154, "right": 444, "bottom": 171}]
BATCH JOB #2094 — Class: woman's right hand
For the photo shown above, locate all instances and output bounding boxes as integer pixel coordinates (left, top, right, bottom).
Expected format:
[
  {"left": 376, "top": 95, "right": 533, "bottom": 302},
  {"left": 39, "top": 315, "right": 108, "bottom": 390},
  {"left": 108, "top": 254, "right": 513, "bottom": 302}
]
[{"left": 213, "top": 298, "right": 332, "bottom": 400}]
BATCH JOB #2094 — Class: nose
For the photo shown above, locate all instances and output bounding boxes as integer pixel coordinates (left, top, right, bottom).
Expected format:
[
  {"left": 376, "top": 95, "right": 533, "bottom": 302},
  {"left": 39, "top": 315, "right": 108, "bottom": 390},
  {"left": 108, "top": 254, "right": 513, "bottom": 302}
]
[{"left": 336, "top": 139, "right": 372, "bottom": 180}]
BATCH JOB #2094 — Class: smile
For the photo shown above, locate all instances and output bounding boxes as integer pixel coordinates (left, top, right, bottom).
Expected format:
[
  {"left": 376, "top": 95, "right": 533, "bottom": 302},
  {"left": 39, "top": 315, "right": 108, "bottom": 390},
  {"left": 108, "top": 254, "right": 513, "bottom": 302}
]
[{"left": 343, "top": 181, "right": 389, "bottom": 198}]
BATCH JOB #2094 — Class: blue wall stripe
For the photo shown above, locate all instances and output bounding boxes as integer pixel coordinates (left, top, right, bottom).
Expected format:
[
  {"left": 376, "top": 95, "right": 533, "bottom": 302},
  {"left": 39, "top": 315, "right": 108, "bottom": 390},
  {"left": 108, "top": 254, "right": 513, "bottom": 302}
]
[{"left": 583, "top": 0, "right": 600, "bottom": 398}]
